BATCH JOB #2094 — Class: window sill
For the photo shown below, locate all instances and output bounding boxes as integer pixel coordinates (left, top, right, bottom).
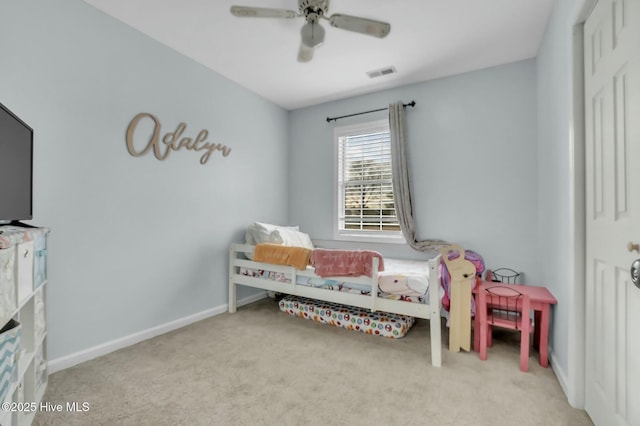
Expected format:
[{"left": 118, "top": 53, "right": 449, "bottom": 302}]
[{"left": 333, "top": 232, "right": 406, "bottom": 245}]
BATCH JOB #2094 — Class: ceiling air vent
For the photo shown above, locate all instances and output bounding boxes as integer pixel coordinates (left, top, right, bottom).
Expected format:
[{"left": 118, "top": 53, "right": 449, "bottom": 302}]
[{"left": 366, "top": 66, "right": 397, "bottom": 78}]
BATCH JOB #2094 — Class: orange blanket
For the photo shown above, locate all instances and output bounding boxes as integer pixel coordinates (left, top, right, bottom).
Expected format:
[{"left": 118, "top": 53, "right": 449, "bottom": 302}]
[{"left": 253, "top": 243, "right": 312, "bottom": 270}]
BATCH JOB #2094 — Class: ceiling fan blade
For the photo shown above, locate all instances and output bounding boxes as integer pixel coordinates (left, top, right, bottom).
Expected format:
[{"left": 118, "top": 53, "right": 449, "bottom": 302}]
[
  {"left": 327, "top": 14, "right": 391, "bottom": 38},
  {"left": 297, "top": 43, "right": 314, "bottom": 63},
  {"left": 230, "top": 6, "right": 297, "bottom": 19}
]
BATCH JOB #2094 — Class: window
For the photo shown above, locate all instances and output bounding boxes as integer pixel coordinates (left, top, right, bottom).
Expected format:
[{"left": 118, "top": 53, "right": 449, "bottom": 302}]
[{"left": 334, "top": 119, "right": 403, "bottom": 242}]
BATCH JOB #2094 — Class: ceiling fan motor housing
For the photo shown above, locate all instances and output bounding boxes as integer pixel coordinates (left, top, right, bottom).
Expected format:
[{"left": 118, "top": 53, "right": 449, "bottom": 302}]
[{"left": 298, "top": 0, "right": 329, "bottom": 20}]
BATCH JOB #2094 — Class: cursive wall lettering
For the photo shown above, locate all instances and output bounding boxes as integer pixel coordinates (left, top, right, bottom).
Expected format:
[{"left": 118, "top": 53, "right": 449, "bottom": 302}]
[{"left": 126, "top": 112, "right": 231, "bottom": 165}]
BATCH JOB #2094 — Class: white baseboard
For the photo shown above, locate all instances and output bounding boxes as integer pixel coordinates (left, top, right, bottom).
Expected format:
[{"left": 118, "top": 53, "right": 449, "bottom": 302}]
[
  {"left": 48, "top": 292, "right": 267, "bottom": 374},
  {"left": 549, "top": 349, "right": 570, "bottom": 401}
]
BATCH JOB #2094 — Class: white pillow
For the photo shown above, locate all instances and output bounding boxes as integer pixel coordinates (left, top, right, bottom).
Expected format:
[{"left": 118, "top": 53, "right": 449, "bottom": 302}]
[
  {"left": 270, "top": 228, "right": 314, "bottom": 250},
  {"left": 245, "top": 222, "right": 299, "bottom": 245}
]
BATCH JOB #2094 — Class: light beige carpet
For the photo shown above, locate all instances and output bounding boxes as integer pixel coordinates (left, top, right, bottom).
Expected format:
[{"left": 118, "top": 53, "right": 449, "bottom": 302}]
[{"left": 34, "top": 298, "right": 592, "bottom": 426}]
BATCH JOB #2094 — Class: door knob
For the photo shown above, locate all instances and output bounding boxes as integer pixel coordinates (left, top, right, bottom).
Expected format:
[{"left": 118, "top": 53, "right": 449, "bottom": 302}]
[
  {"left": 628, "top": 242, "right": 640, "bottom": 253},
  {"left": 631, "top": 259, "right": 640, "bottom": 289}
]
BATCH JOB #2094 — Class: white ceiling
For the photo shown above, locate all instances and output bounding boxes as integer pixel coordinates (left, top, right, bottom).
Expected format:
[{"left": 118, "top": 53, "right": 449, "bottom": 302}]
[{"left": 81, "top": 0, "right": 555, "bottom": 110}]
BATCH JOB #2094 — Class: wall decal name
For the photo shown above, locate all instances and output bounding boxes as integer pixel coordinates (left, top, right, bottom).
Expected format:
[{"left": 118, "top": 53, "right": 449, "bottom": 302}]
[{"left": 126, "top": 112, "right": 232, "bottom": 165}]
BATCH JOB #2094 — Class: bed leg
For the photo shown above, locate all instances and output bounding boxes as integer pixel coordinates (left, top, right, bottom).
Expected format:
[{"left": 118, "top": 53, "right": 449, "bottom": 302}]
[
  {"left": 429, "top": 256, "right": 442, "bottom": 367},
  {"left": 229, "top": 283, "right": 237, "bottom": 313},
  {"left": 430, "top": 308, "right": 442, "bottom": 367},
  {"left": 229, "top": 246, "right": 237, "bottom": 313}
]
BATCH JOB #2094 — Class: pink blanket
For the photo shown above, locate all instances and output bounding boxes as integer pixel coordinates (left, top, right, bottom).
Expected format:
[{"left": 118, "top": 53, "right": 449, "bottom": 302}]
[{"left": 310, "top": 249, "right": 384, "bottom": 277}]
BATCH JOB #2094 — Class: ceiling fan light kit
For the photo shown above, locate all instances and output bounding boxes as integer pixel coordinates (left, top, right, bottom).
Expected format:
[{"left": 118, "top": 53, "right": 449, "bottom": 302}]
[
  {"left": 301, "top": 20, "right": 325, "bottom": 48},
  {"left": 230, "top": 0, "right": 391, "bottom": 62}
]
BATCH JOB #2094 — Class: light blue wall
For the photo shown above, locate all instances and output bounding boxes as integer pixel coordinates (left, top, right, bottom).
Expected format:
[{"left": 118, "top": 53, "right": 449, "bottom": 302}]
[
  {"left": 289, "top": 60, "right": 540, "bottom": 280},
  {"left": 0, "top": 0, "right": 289, "bottom": 360}
]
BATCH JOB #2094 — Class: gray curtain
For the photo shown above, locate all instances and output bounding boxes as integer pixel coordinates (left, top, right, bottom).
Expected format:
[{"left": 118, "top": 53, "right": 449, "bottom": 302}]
[{"left": 389, "top": 101, "right": 449, "bottom": 252}]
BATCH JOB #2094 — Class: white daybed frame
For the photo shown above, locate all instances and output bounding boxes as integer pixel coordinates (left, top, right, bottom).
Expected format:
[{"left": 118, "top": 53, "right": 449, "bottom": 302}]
[{"left": 228, "top": 243, "right": 443, "bottom": 367}]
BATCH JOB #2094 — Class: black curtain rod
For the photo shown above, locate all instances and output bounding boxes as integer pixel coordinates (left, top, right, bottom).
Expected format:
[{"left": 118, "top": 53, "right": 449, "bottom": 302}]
[{"left": 326, "top": 101, "right": 416, "bottom": 123}]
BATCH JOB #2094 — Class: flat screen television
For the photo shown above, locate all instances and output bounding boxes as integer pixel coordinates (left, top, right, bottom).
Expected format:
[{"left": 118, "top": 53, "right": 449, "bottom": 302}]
[{"left": 0, "top": 102, "right": 33, "bottom": 223}]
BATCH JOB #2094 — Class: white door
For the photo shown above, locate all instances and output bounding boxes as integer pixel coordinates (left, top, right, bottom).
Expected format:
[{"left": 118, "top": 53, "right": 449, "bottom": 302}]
[{"left": 584, "top": 0, "right": 640, "bottom": 425}]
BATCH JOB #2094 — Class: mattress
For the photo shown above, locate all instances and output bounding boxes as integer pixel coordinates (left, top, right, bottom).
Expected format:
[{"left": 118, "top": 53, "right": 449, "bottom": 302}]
[
  {"left": 279, "top": 295, "right": 415, "bottom": 338},
  {"left": 239, "top": 257, "right": 433, "bottom": 304}
]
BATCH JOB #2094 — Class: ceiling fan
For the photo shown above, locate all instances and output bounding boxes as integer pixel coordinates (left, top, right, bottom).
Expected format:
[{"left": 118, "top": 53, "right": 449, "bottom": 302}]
[{"left": 230, "top": 0, "right": 391, "bottom": 62}]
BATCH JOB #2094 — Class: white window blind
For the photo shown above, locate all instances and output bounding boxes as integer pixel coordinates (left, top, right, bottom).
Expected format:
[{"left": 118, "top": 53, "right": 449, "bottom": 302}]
[{"left": 335, "top": 120, "right": 401, "bottom": 240}]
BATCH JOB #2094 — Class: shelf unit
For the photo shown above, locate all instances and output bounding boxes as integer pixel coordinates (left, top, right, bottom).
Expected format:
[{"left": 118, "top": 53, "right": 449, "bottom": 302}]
[{"left": 0, "top": 226, "right": 48, "bottom": 426}]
